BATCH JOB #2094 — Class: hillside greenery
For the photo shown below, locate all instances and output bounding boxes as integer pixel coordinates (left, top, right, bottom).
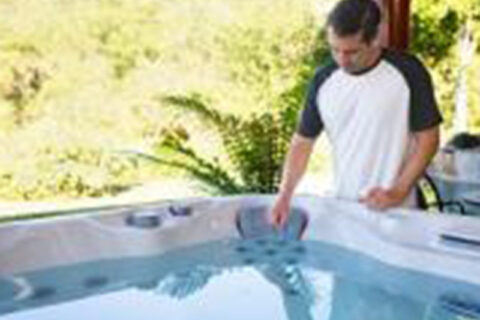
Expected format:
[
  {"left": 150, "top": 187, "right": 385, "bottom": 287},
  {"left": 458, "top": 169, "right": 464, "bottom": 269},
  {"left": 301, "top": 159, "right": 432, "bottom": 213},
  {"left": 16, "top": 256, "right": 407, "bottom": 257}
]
[{"left": 0, "top": 0, "right": 478, "bottom": 201}]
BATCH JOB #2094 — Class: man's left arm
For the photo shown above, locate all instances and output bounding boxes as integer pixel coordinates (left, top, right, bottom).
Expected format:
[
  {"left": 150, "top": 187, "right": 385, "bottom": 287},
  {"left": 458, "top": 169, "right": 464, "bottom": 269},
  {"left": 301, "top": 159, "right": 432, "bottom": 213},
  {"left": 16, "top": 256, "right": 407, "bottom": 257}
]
[
  {"left": 362, "top": 126, "right": 440, "bottom": 210},
  {"left": 362, "top": 53, "right": 443, "bottom": 210}
]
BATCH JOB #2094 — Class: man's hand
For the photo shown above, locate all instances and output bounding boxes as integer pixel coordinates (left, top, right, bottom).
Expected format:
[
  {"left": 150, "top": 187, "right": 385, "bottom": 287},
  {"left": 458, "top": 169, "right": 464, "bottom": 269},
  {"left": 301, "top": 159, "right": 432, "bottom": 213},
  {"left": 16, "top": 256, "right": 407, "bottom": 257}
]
[
  {"left": 360, "top": 186, "right": 409, "bottom": 210},
  {"left": 360, "top": 127, "right": 439, "bottom": 211},
  {"left": 270, "top": 134, "right": 315, "bottom": 228},
  {"left": 270, "top": 195, "right": 291, "bottom": 228}
]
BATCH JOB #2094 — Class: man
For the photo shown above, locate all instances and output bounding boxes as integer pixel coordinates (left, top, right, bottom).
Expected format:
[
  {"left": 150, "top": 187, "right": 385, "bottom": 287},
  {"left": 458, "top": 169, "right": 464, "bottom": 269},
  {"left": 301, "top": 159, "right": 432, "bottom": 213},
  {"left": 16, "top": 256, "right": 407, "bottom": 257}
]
[{"left": 271, "top": 0, "right": 442, "bottom": 227}]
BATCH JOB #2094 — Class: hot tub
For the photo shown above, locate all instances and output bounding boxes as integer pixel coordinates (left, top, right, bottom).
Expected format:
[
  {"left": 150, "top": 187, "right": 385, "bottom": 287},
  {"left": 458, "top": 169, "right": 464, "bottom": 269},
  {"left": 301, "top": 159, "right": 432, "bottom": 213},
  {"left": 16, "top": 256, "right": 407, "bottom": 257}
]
[{"left": 0, "top": 195, "right": 479, "bottom": 320}]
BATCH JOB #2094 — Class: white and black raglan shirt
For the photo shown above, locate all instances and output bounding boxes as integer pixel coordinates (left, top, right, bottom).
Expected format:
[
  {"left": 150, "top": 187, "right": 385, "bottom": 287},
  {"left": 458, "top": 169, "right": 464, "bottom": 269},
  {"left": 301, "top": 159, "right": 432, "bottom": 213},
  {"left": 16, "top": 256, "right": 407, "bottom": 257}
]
[{"left": 297, "top": 49, "right": 443, "bottom": 206}]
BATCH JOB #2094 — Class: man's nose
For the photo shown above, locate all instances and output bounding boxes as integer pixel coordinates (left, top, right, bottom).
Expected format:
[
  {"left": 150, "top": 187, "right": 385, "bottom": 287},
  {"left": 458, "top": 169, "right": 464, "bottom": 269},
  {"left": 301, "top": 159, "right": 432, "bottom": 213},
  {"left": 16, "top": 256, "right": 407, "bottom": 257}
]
[{"left": 337, "top": 53, "right": 351, "bottom": 67}]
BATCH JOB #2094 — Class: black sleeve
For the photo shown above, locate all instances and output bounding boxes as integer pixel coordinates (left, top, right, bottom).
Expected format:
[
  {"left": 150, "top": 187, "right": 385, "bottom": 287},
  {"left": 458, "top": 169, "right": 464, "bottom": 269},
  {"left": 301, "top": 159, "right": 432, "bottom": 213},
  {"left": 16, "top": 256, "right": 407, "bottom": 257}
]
[
  {"left": 407, "top": 56, "right": 443, "bottom": 131},
  {"left": 385, "top": 51, "right": 443, "bottom": 132},
  {"left": 296, "top": 64, "right": 337, "bottom": 138}
]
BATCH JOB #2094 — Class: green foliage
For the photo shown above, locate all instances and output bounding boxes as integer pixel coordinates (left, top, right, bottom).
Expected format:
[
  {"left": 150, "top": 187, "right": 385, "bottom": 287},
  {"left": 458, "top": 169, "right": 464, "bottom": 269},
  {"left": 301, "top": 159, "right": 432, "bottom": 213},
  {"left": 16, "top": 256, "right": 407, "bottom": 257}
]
[
  {"left": 0, "top": 0, "right": 327, "bottom": 201},
  {"left": 1, "top": 63, "right": 47, "bottom": 126},
  {"left": 410, "top": 0, "right": 480, "bottom": 133},
  {"left": 411, "top": 8, "right": 461, "bottom": 65},
  {"left": 89, "top": 3, "right": 161, "bottom": 79},
  {"left": 2, "top": 0, "right": 480, "bottom": 202},
  {"left": 141, "top": 93, "right": 298, "bottom": 194},
  {"left": 0, "top": 145, "right": 138, "bottom": 200},
  {"left": 218, "top": 14, "right": 321, "bottom": 105}
]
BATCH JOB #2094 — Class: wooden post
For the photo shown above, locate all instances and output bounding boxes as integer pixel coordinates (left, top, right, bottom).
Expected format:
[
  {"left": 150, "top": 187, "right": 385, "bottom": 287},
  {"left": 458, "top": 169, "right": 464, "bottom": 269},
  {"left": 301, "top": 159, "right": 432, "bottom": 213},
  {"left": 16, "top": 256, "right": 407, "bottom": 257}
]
[
  {"left": 389, "top": 0, "right": 411, "bottom": 50},
  {"left": 393, "top": 0, "right": 411, "bottom": 50},
  {"left": 375, "top": 0, "right": 411, "bottom": 51}
]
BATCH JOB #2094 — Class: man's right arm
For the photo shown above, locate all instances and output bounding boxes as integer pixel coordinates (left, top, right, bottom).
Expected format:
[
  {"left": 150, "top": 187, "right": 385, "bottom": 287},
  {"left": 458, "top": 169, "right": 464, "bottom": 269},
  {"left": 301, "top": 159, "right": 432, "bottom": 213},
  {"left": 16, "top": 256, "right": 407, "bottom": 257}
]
[
  {"left": 270, "top": 65, "right": 332, "bottom": 227},
  {"left": 271, "top": 133, "right": 316, "bottom": 227}
]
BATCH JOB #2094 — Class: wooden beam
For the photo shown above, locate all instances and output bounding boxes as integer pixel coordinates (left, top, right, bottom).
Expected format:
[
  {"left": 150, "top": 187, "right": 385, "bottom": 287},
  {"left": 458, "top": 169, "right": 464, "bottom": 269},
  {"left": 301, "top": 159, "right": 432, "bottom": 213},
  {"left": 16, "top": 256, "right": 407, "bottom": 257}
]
[
  {"left": 392, "top": 0, "right": 411, "bottom": 50},
  {"left": 375, "top": 0, "right": 411, "bottom": 51}
]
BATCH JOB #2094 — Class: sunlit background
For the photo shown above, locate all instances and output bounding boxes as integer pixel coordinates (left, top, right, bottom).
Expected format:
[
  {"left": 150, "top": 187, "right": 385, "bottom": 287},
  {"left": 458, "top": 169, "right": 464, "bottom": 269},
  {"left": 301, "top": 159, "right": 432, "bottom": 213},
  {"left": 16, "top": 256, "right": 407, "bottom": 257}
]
[{"left": 0, "top": 0, "right": 478, "bottom": 215}]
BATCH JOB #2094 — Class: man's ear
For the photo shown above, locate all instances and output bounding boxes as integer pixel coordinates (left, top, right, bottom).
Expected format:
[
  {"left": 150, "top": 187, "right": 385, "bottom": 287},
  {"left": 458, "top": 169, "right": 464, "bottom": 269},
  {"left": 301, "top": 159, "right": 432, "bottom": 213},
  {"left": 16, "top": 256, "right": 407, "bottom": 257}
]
[{"left": 367, "top": 35, "right": 382, "bottom": 49}]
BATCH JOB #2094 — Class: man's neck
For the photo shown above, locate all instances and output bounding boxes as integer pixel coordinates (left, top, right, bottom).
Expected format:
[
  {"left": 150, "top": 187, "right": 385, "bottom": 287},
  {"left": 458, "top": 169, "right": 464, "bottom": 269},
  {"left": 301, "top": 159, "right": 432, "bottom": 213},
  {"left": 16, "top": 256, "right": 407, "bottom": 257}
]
[
  {"left": 348, "top": 47, "right": 383, "bottom": 76},
  {"left": 365, "top": 47, "right": 383, "bottom": 69}
]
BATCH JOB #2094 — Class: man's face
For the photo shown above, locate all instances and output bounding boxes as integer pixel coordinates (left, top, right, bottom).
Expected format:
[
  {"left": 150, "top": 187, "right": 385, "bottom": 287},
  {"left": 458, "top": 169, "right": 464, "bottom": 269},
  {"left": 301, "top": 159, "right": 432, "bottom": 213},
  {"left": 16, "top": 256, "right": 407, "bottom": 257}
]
[{"left": 327, "top": 27, "right": 377, "bottom": 74}]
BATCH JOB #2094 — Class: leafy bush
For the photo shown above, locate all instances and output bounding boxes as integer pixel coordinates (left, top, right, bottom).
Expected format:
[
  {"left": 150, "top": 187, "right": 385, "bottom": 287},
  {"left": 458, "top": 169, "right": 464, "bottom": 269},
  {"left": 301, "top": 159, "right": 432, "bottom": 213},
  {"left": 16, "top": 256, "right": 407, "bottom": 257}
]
[
  {"left": 132, "top": 93, "right": 298, "bottom": 194},
  {"left": 411, "top": 9, "right": 461, "bottom": 65},
  {"left": 410, "top": 0, "right": 480, "bottom": 132},
  {"left": 0, "top": 145, "right": 138, "bottom": 200},
  {"left": 0, "top": 0, "right": 329, "bottom": 200},
  {"left": 2, "top": 0, "right": 479, "bottom": 202}
]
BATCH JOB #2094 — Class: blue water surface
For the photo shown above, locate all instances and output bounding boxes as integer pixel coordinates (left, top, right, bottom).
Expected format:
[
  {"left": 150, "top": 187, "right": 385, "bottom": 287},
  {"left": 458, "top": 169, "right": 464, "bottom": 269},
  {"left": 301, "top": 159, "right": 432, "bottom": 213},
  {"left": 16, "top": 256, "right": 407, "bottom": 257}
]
[{"left": 1, "top": 235, "right": 480, "bottom": 320}]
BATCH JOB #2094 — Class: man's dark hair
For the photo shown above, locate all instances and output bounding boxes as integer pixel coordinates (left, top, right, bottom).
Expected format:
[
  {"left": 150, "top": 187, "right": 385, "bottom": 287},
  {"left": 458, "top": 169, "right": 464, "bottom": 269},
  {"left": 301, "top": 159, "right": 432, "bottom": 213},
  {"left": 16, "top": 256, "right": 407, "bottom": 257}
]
[{"left": 327, "top": 0, "right": 382, "bottom": 43}]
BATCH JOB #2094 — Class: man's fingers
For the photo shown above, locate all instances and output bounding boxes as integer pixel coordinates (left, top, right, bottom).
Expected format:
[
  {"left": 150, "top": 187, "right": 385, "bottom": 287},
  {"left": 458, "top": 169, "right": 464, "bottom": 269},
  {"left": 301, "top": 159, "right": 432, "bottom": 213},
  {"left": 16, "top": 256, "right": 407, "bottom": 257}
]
[
  {"left": 270, "top": 211, "right": 280, "bottom": 226},
  {"left": 368, "top": 187, "right": 383, "bottom": 198},
  {"left": 362, "top": 187, "right": 407, "bottom": 211},
  {"left": 272, "top": 211, "right": 285, "bottom": 228},
  {"left": 362, "top": 190, "right": 382, "bottom": 209},
  {"left": 270, "top": 211, "right": 287, "bottom": 229},
  {"left": 270, "top": 209, "right": 282, "bottom": 227},
  {"left": 365, "top": 191, "right": 391, "bottom": 210},
  {"left": 279, "top": 212, "right": 289, "bottom": 228},
  {"left": 360, "top": 187, "right": 382, "bottom": 203},
  {"left": 269, "top": 197, "right": 291, "bottom": 228}
]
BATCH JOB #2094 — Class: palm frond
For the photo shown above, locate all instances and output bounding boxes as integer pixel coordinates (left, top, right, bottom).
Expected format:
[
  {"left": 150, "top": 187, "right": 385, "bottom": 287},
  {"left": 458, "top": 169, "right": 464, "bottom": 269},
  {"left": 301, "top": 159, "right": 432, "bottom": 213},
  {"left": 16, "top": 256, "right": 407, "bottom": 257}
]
[
  {"left": 151, "top": 92, "right": 296, "bottom": 194},
  {"left": 123, "top": 149, "right": 244, "bottom": 195},
  {"left": 157, "top": 93, "right": 237, "bottom": 129}
]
